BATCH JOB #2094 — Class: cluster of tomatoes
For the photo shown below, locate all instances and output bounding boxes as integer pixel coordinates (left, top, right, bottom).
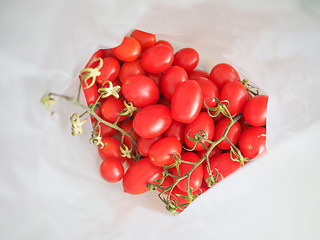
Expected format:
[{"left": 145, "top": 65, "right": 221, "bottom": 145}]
[{"left": 79, "top": 29, "right": 268, "bottom": 213}]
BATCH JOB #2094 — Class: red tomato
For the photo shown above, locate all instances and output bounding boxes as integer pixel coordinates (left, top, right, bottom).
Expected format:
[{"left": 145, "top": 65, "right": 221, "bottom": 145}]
[
  {"left": 94, "top": 116, "right": 117, "bottom": 138},
  {"left": 220, "top": 81, "right": 248, "bottom": 116},
  {"left": 155, "top": 40, "right": 174, "bottom": 50},
  {"left": 157, "top": 176, "right": 174, "bottom": 194},
  {"left": 100, "top": 48, "right": 117, "bottom": 58},
  {"left": 239, "top": 126, "right": 266, "bottom": 159},
  {"left": 238, "top": 115, "right": 250, "bottom": 132},
  {"left": 122, "top": 75, "right": 159, "bottom": 108},
  {"left": 119, "top": 118, "right": 139, "bottom": 149},
  {"left": 130, "top": 29, "right": 156, "bottom": 50},
  {"left": 82, "top": 82, "right": 99, "bottom": 106},
  {"left": 243, "top": 95, "right": 268, "bottom": 127},
  {"left": 96, "top": 57, "right": 120, "bottom": 84},
  {"left": 171, "top": 80, "right": 203, "bottom": 123},
  {"left": 137, "top": 135, "right": 163, "bottom": 157},
  {"left": 168, "top": 187, "right": 203, "bottom": 213},
  {"left": 158, "top": 96, "right": 171, "bottom": 109},
  {"left": 113, "top": 36, "right": 141, "bottom": 62},
  {"left": 141, "top": 44, "right": 174, "bottom": 73},
  {"left": 164, "top": 120, "right": 185, "bottom": 144},
  {"left": 119, "top": 59, "right": 146, "bottom": 83},
  {"left": 122, "top": 158, "right": 163, "bottom": 195},
  {"left": 184, "top": 112, "right": 215, "bottom": 151},
  {"left": 100, "top": 98, "right": 127, "bottom": 123},
  {"left": 84, "top": 50, "right": 102, "bottom": 68},
  {"left": 213, "top": 118, "right": 241, "bottom": 150},
  {"left": 209, "top": 63, "right": 240, "bottom": 90},
  {"left": 133, "top": 104, "right": 172, "bottom": 138},
  {"left": 100, "top": 159, "right": 124, "bottom": 183},
  {"left": 188, "top": 69, "right": 210, "bottom": 79},
  {"left": 194, "top": 77, "right": 219, "bottom": 108},
  {"left": 197, "top": 146, "right": 223, "bottom": 161},
  {"left": 146, "top": 72, "right": 163, "bottom": 89},
  {"left": 161, "top": 66, "right": 188, "bottom": 101},
  {"left": 173, "top": 48, "right": 199, "bottom": 72},
  {"left": 203, "top": 152, "right": 241, "bottom": 187},
  {"left": 149, "top": 137, "right": 182, "bottom": 167},
  {"left": 172, "top": 152, "right": 203, "bottom": 192},
  {"left": 98, "top": 137, "right": 127, "bottom": 163}
]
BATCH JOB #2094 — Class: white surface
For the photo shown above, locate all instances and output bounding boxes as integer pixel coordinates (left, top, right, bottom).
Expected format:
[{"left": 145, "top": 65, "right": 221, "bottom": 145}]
[{"left": 1, "top": 0, "right": 320, "bottom": 239}]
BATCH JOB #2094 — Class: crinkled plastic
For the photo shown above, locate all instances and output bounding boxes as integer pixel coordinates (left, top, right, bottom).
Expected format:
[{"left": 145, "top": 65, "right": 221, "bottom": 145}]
[{"left": 1, "top": 0, "right": 320, "bottom": 239}]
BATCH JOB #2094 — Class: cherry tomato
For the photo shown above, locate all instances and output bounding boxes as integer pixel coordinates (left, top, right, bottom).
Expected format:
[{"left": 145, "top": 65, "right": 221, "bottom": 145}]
[
  {"left": 98, "top": 137, "right": 127, "bottom": 163},
  {"left": 141, "top": 44, "right": 174, "bottom": 73},
  {"left": 173, "top": 48, "right": 199, "bottom": 72},
  {"left": 113, "top": 36, "right": 141, "bottom": 62},
  {"left": 122, "top": 158, "right": 163, "bottom": 195},
  {"left": 161, "top": 66, "right": 188, "bottom": 101},
  {"left": 155, "top": 40, "right": 173, "bottom": 50},
  {"left": 203, "top": 152, "right": 241, "bottom": 187},
  {"left": 158, "top": 96, "right": 171, "bottom": 109},
  {"left": 94, "top": 116, "right": 117, "bottom": 138},
  {"left": 197, "top": 146, "right": 223, "bottom": 160},
  {"left": 119, "top": 59, "right": 146, "bottom": 83},
  {"left": 133, "top": 104, "right": 172, "bottom": 138},
  {"left": 172, "top": 152, "right": 203, "bottom": 192},
  {"left": 220, "top": 81, "right": 248, "bottom": 116},
  {"left": 130, "top": 29, "right": 156, "bottom": 50},
  {"left": 164, "top": 120, "right": 185, "bottom": 144},
  {"left": 146, "top": 72, "right": 163, "bottom": 89},
  {"left": 122, "top": 75, "right": 159, "bottom": 108},
  {"left": 119, "top": 118, "right": 139, "bottom": 149},
  {"left": 84, "top": 50, "right": 102, "bottom": 68},
  {"left": 171, "top": 80, "right": 203, "bottom": 123},
  {"left": 184, "top": 112, "right": 215, "bottom": 151},
  {"left": 238, "top": 115, "right": 250, "bottom": 132},
  {"left": 194, "top": 77, "right": 219, "bottom": 108},
  {"left": 243, "top": 95, "right": 268, "bottom": 127},
  {"left": 157, "top": 176, "right": 174, "bottom": 194},
  {"left": 188, "top": 69, "right": 210, "bottom": 79},
  {"left": 209, "top": 63, "right": 240, "bottom": 90},
  {"left": 95, "top": 57, "right": 120, "bottom": 84},
  {"left": 149, "top": 137, "right": 182, "bottom": 167},
  {"left": 213, "top": 118, "right": 241, "bottom": 150},
  {"left": 100, "top": 48, "right": 117, "bottom": 58},
  {"left": 82, "top": 82, "right": 99, "bottom": 106},
  {"left": 100, "top": 98, "right": 127, "bottom": 123},
  {"left": 239, "top": 126, "right": 266, "bottom": 159},
  {"left": 137, "top": 135, "right": 163, "bottom": 157},
  {"left": 100, "top": 159, "right": 124, "bottom": 183}
]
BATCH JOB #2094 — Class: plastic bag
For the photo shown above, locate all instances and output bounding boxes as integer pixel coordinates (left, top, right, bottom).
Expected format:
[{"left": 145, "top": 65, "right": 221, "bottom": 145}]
[{"left": 1, "top": 0, "right": 320, "bottom": 239}]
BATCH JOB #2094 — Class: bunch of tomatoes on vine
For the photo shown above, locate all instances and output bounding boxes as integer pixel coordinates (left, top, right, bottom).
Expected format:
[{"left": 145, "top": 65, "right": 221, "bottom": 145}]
[{"left": 42, "top": 29, "right": 268, "bottom": 214}]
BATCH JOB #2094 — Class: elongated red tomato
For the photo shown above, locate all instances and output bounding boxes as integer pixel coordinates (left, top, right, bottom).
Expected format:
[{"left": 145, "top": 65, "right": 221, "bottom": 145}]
[
  {"left": 119, "top": 59, "right": 146, "bottom": 83},
  {"left": 141, "top": 44, "right": 174, "bottom": 73},
  {"left": 239, "top": 126, "right": 266, "bottom": 159},
  {"left": 172, "top": 152, "right": 203, "bottom": 192},
  {"left": 213, "top": 118, "right": 241, "bottom": 150},
  {"left": 164, "top": 120, "right": 185, "bottom": 144},
  {"left": 173, "top": 48, "right": 199, "bottom": 72},
  {"left": 137, "top": 135, "right": 163, "bottom": 157},
  {"left": 130, "top": 29, "right": 156, "bottom": 49},
  {"left": 98, "top": 137, "right": 127, "bottom": 163},
  {"left": 184, "top": 112, "right": 215, "bottom": 151},
  {"left": 100, "top": 159, "right": 124, "bottom": 183},
  {"left": 220, "top": 81, "right": 248, "bottom": 116},
  {"left": 188, "top": 69, "right": 210, "bottom": 79},
  {"left": 197, "top": 146, "right": 222, "bottom": 160},
  {"left": 149, "top": 137, "right": 182, "bottom": 167},
  {"left": 100, "top": 98, "right": 127, "bottom": 123},
  {"left": 113, "top": 36, "right": 141, "bottom": 62},
  {"left": 161, "top": 66, "right": 188, "bottom": 101},
  {"left": 171, "top": 80, "right": 203, "bottom": 123},
  {"left": 209, "top": 63, "right": 240, "bottom": 90},
  {"left": 243, "top": 95, "right": 268, "bottom": 127},
  {"left": 155, "top": 40, "right": 174, "bottom": 50},
  {"left": 119, "top": 118, "right": 139, "bottom": 149},
  {"left": 96, "top": 57, "right": 120, "bottom": 84},
  {"left": 94, "top": 116, "right": 117, "bottom": 138},
  {"left": 82, "top": 82, "right": 99, "bottom": 106},
  {"left": 122, "top": 158, "right": 163, "bottom": 195},
  {"left": 194, "top": 77, "right": 219, "bottom": 108},
  {"left": 133, "top": 104, "right": 172, "bottom": 138},
  {"left": 122, "top": 75, "right": 159, "bottom": 108}
]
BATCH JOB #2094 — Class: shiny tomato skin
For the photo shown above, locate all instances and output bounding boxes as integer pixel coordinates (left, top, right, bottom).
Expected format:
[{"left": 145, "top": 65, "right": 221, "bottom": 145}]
[
  {"left": 220, "top": 81, "right": 248, "bottom": 116},
  {"left": 122, "top": 75, "right": 159, "bottom": 108},
  {"left": 171, "top": 80, "right": 203, "bottom": 124},
  {"left": 209, "top": 63, "right": 240, "bottom": 90},
  {"left": 239, "top": 126, "right": 266, "bottom": 159},
  {"left": 133, "top": 104, "right": 172, "bottom": 138},
  {"left": 188, "top": 69, "right": 210, "bottom": 79},
  {"left": 146, "top": 72, "right": 163, "bottom": 89},
  {"left": 100, "top": 98, "right": 127, "bottom": 123},
  {"left": 137, "top": 135, "right": 163, "bottom": 157},
  {"left": 161, "top": 66, "right": 188, "bottom": 101},
  {"left": 98, "top": 137, "right": 127, "bottom": 163},
  {"left": 94, "top": 116, "right": 117, "bottom": 138},
  {"left": 184, "top": 112, "right": 215, "bottom": 151},
  {"left": 130, "top": 29, "right": 156, "bottom": 50},
  {"left": 194, "top": 77, "right": 219, "bottom": 108},
  {"left": 243, "top": 95, "right": 268, "bottom": 127},
  {"left": 141, "top": 44, "right": 174, "bottom": 73},
  {"left": 164, "top": 120, "right": 185, "bottom": 144},
  {"left": 172, "top": 152, "right": 203, "bottom": 193},
  {"left": 113, "top": 36, "right": 141, "bottom": 62},
  {"left": 100, "top": 159, "right": 124, "bottom": 183},
  {"left": 96, "top": 57, "right": 120, "bottom": 84},
  {"left": 122, "top": 158, "right": 163, "bottom": 195},
  {"left": 119, "top": 59, "right": 146, "bottom": 83},
  {"left": 214, "top": 118, "right": 241, "bottom": 150},
  {"left": 149, "top": 137, "right": 182, "bottom": 167},
  {"left": 155, "top": 40, "right": 174, "bottom": 50},
  {"left": 173, "top": 48, "right": 199, "bottom": 72},
  {"left": 82, "top": 82, "right": 99, "bottom": 106}
]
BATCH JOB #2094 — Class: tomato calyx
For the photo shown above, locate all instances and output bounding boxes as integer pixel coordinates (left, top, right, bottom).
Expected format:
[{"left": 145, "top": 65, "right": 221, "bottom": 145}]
[
  {"left": 98, "top": 80, "right": 121, "bottom": 99},
  {"left": 184, "top": 129, "right": 211, "bottom": 151},
  {"left": 205, "top": 167, "right": 223, "bottom": 187},
  {"left": 205, "top": 97, "right": 233, "bottom": 118},
  {"left": 70, "top": 113, "right": 89, "bottom": 136},
  {"left": 241, "top": 79, "right": 259, "bottom": 96},
  {"left": 229, "top": 146, "right": 251, "bottom": 166},
  {"left": 80, "top": 58, "right": 103, "bottom": 89}
]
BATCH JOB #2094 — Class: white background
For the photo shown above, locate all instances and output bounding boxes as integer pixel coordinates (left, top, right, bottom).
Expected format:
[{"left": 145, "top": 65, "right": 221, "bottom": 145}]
[{"left": 1, "top": 0, "right": 320, "bottom": 239}]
